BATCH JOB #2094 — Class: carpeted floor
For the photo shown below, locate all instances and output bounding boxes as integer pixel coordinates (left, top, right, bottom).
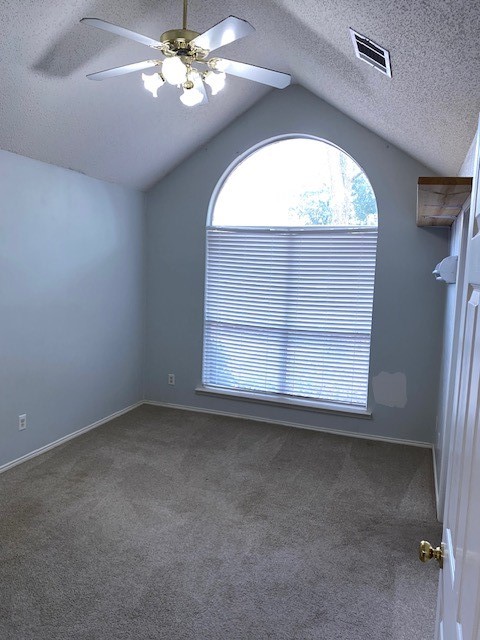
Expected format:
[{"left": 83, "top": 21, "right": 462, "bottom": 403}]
[{"left": 0, "top": 405, "right": 441, "bottom": 639}]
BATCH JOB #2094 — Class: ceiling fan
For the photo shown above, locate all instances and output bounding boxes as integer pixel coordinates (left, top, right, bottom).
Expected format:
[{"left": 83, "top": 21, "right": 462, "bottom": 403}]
[{"left": 81, "top": 0, "right": 291, "bottom": 107}]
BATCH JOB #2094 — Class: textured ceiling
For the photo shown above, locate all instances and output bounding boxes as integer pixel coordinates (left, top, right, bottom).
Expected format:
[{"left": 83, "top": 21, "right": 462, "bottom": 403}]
[{"left": 0, "top": 0, "right": 479, "bottom": 190}]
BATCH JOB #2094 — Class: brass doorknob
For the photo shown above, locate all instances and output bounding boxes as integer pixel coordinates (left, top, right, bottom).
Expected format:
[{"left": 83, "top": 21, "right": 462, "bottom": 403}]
[{"left": 419, "top": 540, "right": 444, "bottom": 568}]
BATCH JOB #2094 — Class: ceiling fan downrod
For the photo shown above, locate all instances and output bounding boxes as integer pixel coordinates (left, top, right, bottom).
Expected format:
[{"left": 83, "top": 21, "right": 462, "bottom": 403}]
[{"left": 159, "top": 0, "right": 201, "bottom": 54}]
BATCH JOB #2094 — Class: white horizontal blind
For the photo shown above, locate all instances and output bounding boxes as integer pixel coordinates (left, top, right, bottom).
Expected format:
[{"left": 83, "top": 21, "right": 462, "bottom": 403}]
[{"left": 202, "top": 227, "right": 377, "bottom": 409}]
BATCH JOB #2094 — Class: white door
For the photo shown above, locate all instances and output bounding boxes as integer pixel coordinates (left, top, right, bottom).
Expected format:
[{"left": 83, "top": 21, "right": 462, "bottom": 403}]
[{"left": 435, "top": 118, "right": 480, "bottom": 639}]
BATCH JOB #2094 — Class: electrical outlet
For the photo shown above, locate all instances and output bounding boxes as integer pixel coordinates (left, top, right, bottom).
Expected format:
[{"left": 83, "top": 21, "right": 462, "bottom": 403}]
[
  {"left": 168, "top": 373, "right": 175, "bottom": 385},
  {"left": 18, "top": 414, "right": 27, "bottom": 431}
]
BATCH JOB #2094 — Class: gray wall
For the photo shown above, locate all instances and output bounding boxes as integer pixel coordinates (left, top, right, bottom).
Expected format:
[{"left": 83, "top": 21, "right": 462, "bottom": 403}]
[
  {"left": 145, "top": 85, "right": 449, "bottom": 444},
  {"left": 0, "top": 150, "right": 145, "bottom": 468}
]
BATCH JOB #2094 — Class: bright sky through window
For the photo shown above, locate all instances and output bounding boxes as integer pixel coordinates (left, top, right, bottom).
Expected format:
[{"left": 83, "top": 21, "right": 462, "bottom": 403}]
[{"left": 212, "top": 138, "right": 378, "bottom": 228}]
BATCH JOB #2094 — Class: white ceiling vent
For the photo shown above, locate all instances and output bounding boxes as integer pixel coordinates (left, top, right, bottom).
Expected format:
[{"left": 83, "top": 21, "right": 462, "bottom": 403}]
[{"left": 349, "top": 29, "right": 392, "bottom": 77}]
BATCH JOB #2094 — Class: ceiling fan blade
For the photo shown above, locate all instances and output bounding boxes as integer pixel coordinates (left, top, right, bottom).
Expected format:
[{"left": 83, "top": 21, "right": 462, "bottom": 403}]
[
  {"left": 216, "top": 58, "right": 291, "bottom": 89},
  {"left": 81, "top": 18, "right": 162, "bottom": 48},
  {"left": 86, "top": 60, "right": 158, "bottom": 81},
  {"left": 191, "top": 16, "right": 255, "bottom": 52}
]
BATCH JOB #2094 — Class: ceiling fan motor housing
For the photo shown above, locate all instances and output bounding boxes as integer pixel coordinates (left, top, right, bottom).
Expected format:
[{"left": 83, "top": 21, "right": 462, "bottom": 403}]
[{"left": 160, "top": 29, "right": 206, "bottom": 57}]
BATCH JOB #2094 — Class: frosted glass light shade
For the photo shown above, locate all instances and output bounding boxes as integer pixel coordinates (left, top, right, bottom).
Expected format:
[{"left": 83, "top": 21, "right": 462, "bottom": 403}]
[
  {"left": 142, "top": 72, "right": 164, "bottom": 97},
  {"left": 162, "top": 57, "right": 188, "bottom": 85},
  {"left": 180, "top": 87, "right": 204, "bottom": 106},
  {"left": 204, "top": 70, "right": 226, "bottom": 95},
  {"left": 211, "top": 58, "right": 228, "bottom": 72}
]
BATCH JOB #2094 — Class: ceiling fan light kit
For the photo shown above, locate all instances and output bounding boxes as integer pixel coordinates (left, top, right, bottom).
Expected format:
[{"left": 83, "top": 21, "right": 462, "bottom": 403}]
[{"left": 81, "top": 0, "right": 291, "bottom": 107}]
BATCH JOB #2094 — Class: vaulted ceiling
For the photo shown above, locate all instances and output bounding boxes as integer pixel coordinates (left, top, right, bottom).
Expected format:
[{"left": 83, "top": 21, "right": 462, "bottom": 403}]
[{"left": 1, "top": 0, "right": 479, "bottom": 190}]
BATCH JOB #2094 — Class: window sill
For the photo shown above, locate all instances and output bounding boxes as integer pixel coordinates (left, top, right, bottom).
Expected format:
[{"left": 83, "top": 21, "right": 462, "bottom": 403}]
[{"left": 195, "top": 386, "right": 372, "bottom": 419}]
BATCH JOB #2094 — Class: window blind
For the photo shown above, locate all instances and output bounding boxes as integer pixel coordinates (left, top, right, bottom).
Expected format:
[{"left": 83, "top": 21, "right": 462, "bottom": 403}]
[{"left": 202, "top": 227, "right": 377, "bottom": 409}]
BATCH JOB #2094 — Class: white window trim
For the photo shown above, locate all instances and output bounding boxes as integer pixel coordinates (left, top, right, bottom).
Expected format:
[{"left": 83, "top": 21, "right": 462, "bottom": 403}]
[{"left": 195, "top": 385, "right": 372, "bottom": 419}]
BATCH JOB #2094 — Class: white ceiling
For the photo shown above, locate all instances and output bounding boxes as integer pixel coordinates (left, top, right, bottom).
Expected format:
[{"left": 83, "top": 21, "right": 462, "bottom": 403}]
[{"left": 1, "top": 0, "right": 479, "bottom": 190}]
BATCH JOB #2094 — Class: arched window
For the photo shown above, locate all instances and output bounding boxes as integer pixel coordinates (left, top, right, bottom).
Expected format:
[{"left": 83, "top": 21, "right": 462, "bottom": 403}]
[{"left": 202, "top": 137, "right": 378, "bottom": 411}]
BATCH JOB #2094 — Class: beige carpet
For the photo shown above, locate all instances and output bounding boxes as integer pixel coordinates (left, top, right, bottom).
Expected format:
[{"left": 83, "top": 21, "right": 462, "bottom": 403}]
[{"left": 0, "top": 405, "right": 441, "bottom": 639}]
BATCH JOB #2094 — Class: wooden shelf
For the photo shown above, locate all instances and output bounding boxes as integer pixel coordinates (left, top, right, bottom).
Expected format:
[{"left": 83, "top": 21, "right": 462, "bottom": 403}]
[{"left": 417, "top": 177, "right": 472, "bottom": 227}]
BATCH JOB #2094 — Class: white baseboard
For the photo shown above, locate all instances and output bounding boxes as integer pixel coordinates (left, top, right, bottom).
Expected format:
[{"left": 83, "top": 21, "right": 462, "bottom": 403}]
[
  {"left": 0, "top": 398, "right": 433, "bottom": 476},
  {"left": 144, "top": 400, "right": 433, "bottom": 448},
  {"left": 0, "top": 401, "right": 143, "bottom": 475}
]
